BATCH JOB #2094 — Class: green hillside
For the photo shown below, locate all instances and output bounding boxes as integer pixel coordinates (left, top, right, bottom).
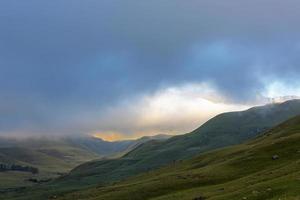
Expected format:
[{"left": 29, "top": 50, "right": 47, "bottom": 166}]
[
  {"left": 53, "top": 115, "right": 300, "bottom": 200},
  {"left": 4, "top": 112, "right": 300, "bottom": 200},
  {"left": 0, "top": 137, "right": 100, "bottom": 189},
  {"left": 0, "top": 137, "right": 117, "bottom": 189},
  {"left": 0, "top": 134, "right": 170, "bottom": 190},
  {"left": 59, "top": 100, "right": 300, "bottom": 187}
]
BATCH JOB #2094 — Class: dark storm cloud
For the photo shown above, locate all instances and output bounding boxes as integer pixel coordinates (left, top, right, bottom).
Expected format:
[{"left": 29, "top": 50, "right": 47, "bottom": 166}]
[{"left": 1, "top": 0, "right": 300, "bottom": 135}]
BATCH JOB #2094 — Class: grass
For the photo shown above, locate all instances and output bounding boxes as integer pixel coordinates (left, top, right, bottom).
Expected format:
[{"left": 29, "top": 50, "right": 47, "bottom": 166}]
[
  {"left": 46, "top": 115, "right": 300, "bottom": 200},
  {"left": 0, "top": 139, "right": 100, "bottom": 190},
  {"left": 50, "top": 100, "right": 300, "bottom": 189},
  {"left": 0, "top": 133, "right": 171, "bottom": 190},
  {"left": 0, "top": 172, "right": 34, "bottom": 189}
]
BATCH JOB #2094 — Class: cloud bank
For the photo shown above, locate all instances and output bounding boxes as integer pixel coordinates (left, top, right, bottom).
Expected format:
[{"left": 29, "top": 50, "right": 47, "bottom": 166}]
[
  {"left": 1, "top": 0, "right": 300, "bottom": 138},
  {"left": 92, "top": 83, "right": 251, "bottom": 140}
]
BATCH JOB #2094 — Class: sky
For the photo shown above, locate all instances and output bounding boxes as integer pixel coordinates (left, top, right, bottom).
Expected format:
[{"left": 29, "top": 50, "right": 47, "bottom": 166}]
[{"left": 1, "top": 0, "right": 300, "bottom": 140}]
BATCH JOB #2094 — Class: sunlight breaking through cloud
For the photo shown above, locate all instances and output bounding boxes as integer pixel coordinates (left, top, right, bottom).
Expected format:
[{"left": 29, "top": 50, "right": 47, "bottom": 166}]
[{"left": 91, "top": 83, "right": 251, "bottom": 140}]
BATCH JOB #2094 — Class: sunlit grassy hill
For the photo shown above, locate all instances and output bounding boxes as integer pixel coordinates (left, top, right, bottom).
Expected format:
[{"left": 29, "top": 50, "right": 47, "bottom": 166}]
[
  {"left": 54, "top": 115, "right": 300, "bottom": 200},
  {"left": 60, "top": 100, "right": 300, "bottom": 187}
]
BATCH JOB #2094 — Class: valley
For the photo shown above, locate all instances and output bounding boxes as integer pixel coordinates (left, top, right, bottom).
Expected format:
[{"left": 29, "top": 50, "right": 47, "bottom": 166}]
[
  {"left": 0, "top": 135, "right": 170, "bottom": 190},
  {"left": 1, "top": 2, "right": 299, "bottom": 199}
]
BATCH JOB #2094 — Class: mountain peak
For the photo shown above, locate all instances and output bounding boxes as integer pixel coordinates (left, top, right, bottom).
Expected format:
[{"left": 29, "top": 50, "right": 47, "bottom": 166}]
[{"left": 267, "top": 96, "right": 300, "bottom": 104}]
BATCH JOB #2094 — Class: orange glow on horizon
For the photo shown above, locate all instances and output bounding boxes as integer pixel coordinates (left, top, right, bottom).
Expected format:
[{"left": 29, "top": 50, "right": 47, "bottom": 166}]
[
  {"left": 92, "top": 132, "right": 135, "bottom": 142},
  {"left": 91, "top": 130, "right": 167, "bottom": 142}
]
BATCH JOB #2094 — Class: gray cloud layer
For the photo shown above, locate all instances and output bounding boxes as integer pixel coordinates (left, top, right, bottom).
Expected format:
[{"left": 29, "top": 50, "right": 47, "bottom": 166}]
[{"left": 1, "top": 0, "right": 300, "bottom": 136}]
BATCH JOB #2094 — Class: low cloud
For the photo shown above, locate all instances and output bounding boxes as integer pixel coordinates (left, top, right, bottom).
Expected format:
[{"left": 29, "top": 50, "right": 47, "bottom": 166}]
[
  {"left": 90, "top": 83, "right": 251, "bottom": 140},
  {"left": 263, "top": 80, "right": 300, "bottom": 99}
]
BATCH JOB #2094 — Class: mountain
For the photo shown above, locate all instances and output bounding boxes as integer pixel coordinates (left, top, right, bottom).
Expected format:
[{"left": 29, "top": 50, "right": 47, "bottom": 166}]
[
  {"left": 110, "top": 134, "right": 172, "bottom": 158},
  {"left": 59, "top": 100, "right": 300, "bottom": 187},
  {"left": 53, "top": 115, "right": 300, "bottom": 200},
  {"left": 267, "top": 95, "right": 300, "bottom": 103},
  {"left": 0, "top": 135, "right": 170, "bottom": 189},
  {"left": 4, "top": 112, "right": 300, "bottom": 200}
]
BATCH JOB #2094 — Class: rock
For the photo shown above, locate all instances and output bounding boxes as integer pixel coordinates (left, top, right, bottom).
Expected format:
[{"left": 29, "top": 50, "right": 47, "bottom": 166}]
[
  {"left": 193, "top": 196, "right": 205, "bottom": 200},
  {"left": 252, "top": 190, "right": 259, "bottom": 195},
  {"left": 272, "top": 155, "right": 279, "bottom": 160}
]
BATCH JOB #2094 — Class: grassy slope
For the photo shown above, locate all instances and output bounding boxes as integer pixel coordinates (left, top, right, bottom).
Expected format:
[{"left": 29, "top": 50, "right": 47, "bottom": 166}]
[
  {"left": 0, "top": 135, "right": 171, "bottom": 190},
  {"left": 54, "top": 115, "right": 300, "bottom": 200},
  {"left": 0, "top": 138, "right": 100, "bottom": 189},
  {"left": 61, "top": 100, "right": 300, "bottom": 187},
  {"left": 0, "top": 136, "right": 135, "bottom": 189},
  {"left": 3, "top": 115, "right": 300, "bottom": 200}
]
